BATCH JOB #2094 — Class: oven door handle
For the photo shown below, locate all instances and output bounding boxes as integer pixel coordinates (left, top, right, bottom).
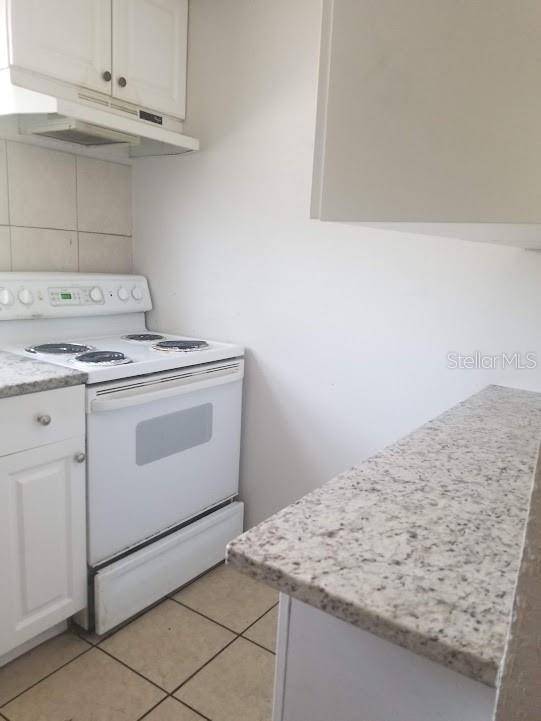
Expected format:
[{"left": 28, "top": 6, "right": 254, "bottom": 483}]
[{"left": 90, "top": 368, "right": 242, "bottom": 413}]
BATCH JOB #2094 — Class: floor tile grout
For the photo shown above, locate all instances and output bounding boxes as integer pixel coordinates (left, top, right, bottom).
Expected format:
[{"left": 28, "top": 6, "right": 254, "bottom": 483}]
[
  {"left": 169, "top": 635, "right": 239, "bottom": 698},
  {"left": 70, "top": 602, "right": 276, "bottom": 717},
  {"left": 175, "top": 698, "right": 213, "bottom": 721},
  {"left": 134, "top": 697, "right": 167, "bottom": 721},
  {"left": 170, "top": 597, "right": 278, "bottom": 637},
  {"left": 241, "top": 601, "right": 279, "bottom": 633},
  {"left": 170, "top": 602, "right": 278, "bottom": 699},
  {"left": 1, "top": 570, "right": 278, "bottom": 720},
  {"left": 94, "top": 645, "right": 169, "bottom": 695},
  {"left": 136, "top": 696, "right": 213, "bottom": 721},
  {"left": 0, "top": 643, "right": 94, "bottom": 710},
  {"left": 239, "top": 635, "right": 276, "bottom": 656}
]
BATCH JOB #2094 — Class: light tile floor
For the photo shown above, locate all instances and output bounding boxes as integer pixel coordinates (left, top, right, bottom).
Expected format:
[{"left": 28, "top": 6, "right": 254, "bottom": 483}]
[{"left": 0, "top": 564, "right": 278, "bottom": 721}]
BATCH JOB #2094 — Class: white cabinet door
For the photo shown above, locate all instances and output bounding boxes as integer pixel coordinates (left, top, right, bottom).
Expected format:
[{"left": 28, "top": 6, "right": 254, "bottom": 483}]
[
  {"left": 0, "top": 438, "right": 87, "bottom": 656},
  {"left": 112, "top": 0, "right": 188, "bottom": 118},
  {"left": 9, "top": 0, "right": 112, "bottom": 94}
]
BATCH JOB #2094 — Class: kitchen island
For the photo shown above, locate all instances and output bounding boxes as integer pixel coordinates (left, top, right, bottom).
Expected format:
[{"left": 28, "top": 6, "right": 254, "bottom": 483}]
[{"left": 227, "top": 385, "right": 541, "bottom": 721}]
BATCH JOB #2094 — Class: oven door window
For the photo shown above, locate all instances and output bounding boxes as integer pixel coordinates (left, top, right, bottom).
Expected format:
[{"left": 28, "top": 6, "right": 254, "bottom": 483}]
[{"left": 135, "top": 403, "right": 213, "bottom": 466}]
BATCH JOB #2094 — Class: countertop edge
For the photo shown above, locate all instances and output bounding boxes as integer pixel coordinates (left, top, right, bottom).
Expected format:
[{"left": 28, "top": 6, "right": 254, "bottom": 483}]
[
  {"left": 0, "top": 349, "right": 88, "bottom": 399},
  {"left": 226, "top": 545, "right": 499, "bottom": 687},
  {"left": 0, "top": 371, "right": 88, "bottom": 399}
]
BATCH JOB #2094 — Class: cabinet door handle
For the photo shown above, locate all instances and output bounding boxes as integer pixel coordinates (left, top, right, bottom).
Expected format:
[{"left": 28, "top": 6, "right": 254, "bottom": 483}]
[
  {"left": 102, "top": 70, "right": 112, "bottom": 82},
  {"left": 74, "top": 452, "right": 86, "bottom": 464},
  {"left": 118, "top": 76, "right": 127, "bottom": 88},
  {"left": 36, "top": 414, "right": 51, "bottom": 426}
]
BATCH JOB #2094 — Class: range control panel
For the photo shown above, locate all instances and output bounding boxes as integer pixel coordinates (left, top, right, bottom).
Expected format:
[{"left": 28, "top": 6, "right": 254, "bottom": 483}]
[{"left": 0, "top": 273, "right": 152, "bottom": 320}]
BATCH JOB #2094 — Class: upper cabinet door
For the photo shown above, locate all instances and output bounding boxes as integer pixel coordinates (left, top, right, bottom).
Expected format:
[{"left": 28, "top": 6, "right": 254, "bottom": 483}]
[
  {"left": 112, "top": 0, "right": 188, "bottom": 119},
  {"left": 9, "top": 0, "right": 112, "bottom": 94},
  {"left": 312, "top": 0, "right": 541, "bottom": 223}
]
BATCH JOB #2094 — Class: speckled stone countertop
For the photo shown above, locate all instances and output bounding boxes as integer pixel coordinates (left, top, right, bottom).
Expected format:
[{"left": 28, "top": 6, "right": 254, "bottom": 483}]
[
  {"left": 227, "top": 385, "right": 541, "bottom": 687},
  {"left": 0, "top": 350, "right": 87, "bottom": 399}
]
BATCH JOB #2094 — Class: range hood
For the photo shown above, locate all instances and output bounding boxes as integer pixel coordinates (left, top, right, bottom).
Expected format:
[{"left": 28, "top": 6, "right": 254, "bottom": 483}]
[
  {"left": 19, "top": 116, "right": 142, "bottom": 147},
  {"left": 0, "top": 69, "right": 199, "bottom": 158}
]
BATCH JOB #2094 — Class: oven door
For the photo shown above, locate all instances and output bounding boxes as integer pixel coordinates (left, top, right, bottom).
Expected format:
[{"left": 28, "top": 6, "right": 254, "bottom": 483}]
[{"left": 86, "top": 360, "right": 243, "bottom": 566}]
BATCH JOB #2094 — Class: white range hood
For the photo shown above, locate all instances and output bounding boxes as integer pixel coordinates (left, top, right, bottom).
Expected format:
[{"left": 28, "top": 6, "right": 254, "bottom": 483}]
[{"left": 0, "top": 69, "right": 199, "bottom": 160}]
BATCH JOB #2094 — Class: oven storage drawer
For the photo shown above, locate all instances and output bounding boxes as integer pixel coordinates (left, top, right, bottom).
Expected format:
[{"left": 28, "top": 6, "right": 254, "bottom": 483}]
[
  {"left": 93, "top": 502, "right": 244, "bottom": 634},
  {"left": 0, "top": 385, "right": 85, "bottom": 457}
]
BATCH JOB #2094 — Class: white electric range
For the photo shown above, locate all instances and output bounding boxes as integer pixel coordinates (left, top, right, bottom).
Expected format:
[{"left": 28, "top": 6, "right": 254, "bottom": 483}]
[{"left": 0, "top": 272, "right": 245, "bottom": 633}]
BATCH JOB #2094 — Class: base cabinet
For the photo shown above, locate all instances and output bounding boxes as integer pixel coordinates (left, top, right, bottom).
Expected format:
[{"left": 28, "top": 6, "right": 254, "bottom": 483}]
[
  {"left": 273, "top": 595, "right": 496, "bottom": 721},
  {"left": 0, "top": 437, "right": 86, "bottom": 657}
]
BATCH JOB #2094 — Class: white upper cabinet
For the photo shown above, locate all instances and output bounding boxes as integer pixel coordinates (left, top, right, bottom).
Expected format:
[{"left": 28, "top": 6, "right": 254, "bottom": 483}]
[
  {"left": 113, "top": 0, "right": 188, "bottom": 118},
  {"left": 312, "top": 0, "right": 541, "bottom": 225},
  {"left": 9, "top": 0, "right": 112, "bottom": 94},
  {"left": 4, "top": 0, "right": 188, "bottom": 119}
]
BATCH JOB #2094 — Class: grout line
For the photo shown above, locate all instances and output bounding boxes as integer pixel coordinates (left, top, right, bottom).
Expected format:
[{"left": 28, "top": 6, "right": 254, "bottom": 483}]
[
  {"left": 94, "top": 645, "right": 169, "bottom": 695},
  {"left": 174, "top": 699, "right": 212, "bottom": 721},
  {"left": 168, "top": 598, "right": 242, "bottom": 635},
  {"left": 170, "top": 601, "right": 279, "bottom": 697},
  {"left": 169, "top": 635, "right": 239, "bottom": 698},
  {"left": 74, "top": 155, "right": 80, "bottom": 270},
  {"left": 0, "top": 642, "right": 93, "bottom": 709},
  {"left": 3, "top": 139, "right": 12, "bottom": 271},
  {"left": 239, "top": 635, "right": 276, "bottom": 656},
  {"left": 170, "top": 595, "right": 278, "bottom": 638},
  {"left": 240, "top": 601, "right": 279, "bottom": 635},
  {"left": 4, "top": 223, "right": 131, "bottom": 238},
  {"left": 136, "top": 697, "right": 212, "bottom": 721},
  {"left": 134, "top": 697, "right": 167, "bottom": 721}
]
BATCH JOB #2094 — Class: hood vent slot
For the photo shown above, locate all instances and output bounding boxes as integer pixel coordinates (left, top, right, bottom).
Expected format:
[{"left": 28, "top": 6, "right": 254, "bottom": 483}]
[{"left": 18, "top": 116, "right": 140, "bottom": 147}]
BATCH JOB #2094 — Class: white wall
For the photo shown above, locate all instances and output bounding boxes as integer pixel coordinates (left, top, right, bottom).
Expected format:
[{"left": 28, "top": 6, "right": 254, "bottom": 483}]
[{"left": 133, "top": 0, "right": 541, "bottom": 527}]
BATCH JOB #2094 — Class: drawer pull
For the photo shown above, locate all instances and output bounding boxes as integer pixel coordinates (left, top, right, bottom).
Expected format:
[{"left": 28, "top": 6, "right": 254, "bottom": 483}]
[
  {"left": 74, "top": 452, "right": 86, "bottom": 464},
  {"left": 36, "top": 414, "right": 52, "bottom": 426}
]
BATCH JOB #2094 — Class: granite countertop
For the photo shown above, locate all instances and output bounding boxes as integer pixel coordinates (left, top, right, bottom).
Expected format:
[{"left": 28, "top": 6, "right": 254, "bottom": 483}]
[
  {"left": 227, "top": 385, "right": 541, "bottom": 687},
  {"left": 0, "top": 350, "right": 87, "bottom": 399}
]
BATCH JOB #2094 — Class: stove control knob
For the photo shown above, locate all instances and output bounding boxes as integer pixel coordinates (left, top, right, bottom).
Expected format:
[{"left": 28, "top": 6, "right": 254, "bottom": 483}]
[
  {"left": 18, "top": 288, "right": 34, "bottom": 306},
  {"left": 131, "top": 286, "right": 143, "bottom": 301},
  {"left": 89, "top": 286, "right": 104, "bottom": 303},
  {"left": 0, "top": 288, "right": 14, "bottom": 306},
  {"left": 117, "top": 286, "right": 129, "bottom": 302}
]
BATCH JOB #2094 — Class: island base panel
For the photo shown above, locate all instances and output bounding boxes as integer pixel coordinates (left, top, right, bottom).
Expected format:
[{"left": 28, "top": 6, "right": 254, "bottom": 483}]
[{"left": 273, "top": 595, "right": 496, "bottom": 721}]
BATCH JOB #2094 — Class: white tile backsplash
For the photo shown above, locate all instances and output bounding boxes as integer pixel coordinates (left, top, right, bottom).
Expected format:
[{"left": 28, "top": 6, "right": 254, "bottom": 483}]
[
  {"left": 0, "top": 227, "right": 11, "bottom": 271},
  {"left": 11, "top": 228, "right": 78, "bottom": 272},
  {"left": 77, "top": 157, "right": 132, "bottom": 236},
  {"left": 0, "top": 140, "right": 132, "bottom": 272},
  {"left": 79, "top": 233, "right": 133, "bottom": 274},
  {"left": 0, "top": 141, "right": 8, "bottom": 225},
  {"left": 8, "top": 142, "right": 77, "bottom": 230}
]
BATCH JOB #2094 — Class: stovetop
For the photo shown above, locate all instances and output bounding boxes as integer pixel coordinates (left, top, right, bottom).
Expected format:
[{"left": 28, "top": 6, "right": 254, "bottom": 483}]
[
  {"left": 5, "top": 332, "right": 243, "bottom": 384},
  {"left": 0, "top": 273, "right": 244, "bottom": 384}
]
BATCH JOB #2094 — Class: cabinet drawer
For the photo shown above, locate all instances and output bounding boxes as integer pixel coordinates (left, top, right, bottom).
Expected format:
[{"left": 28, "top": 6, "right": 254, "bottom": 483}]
[{"left": 0, "top": 386, "right": 85, "bottom": 456}]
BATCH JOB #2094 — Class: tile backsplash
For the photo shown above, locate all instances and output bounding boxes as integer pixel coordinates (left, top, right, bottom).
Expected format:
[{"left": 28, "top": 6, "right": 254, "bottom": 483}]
[{"left": 0, "top": 140, "right": 132, "bottom": 273}]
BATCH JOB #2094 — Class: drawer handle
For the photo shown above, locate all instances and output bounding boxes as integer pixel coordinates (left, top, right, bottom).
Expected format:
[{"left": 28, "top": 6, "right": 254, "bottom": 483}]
[
  {"left": 74, "top": 452, "right": 86, "bottom": 464},
  {"left": 118, "top": 76, "right": 127, "bottom": 88},
  {"left": 36, "top": 414, "right": 51, "bottom": 426}
]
